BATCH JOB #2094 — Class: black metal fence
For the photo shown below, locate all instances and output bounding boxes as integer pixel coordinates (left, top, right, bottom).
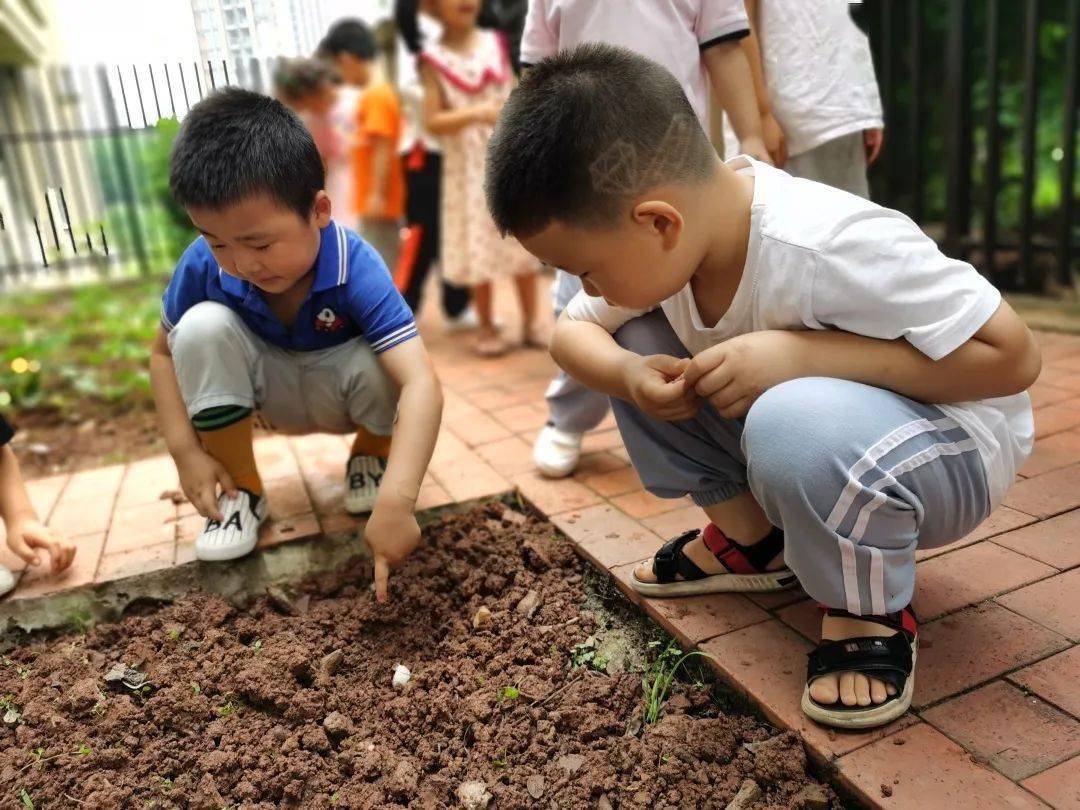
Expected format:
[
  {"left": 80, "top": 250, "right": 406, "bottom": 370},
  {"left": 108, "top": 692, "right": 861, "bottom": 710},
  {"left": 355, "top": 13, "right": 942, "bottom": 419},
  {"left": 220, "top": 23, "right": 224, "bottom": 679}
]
[
  {"left": 860, "top": 0, "right": 1078, "bottom": 293},
  {"left": 0, "top": 58, "right": 277, "bottom": 287},
  {"left": 0, "top": 2, "right": 1077, "bottom": 293}
]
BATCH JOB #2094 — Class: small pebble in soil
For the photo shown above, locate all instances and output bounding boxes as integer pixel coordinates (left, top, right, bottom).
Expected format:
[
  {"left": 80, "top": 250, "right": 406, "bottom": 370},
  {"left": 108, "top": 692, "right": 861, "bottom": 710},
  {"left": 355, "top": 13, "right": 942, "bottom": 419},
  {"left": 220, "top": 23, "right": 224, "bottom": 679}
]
[
  {"left": 881, "top": 783, "right": 893, "bottom": 798},
  {"left": 726, "top": 778, "right": 762, "bottom": 810},
  {"left": 558, "top": 753, "right": 584, "bottom": 774},
  {"left": 792, "top": 783, "right": 830, "bottom": 810},
  {"left": 456, "top": 780, "right": 492, "bottom": 809},
  {"left": 265, "top": 586, "right": 296, "bottom": 616},
  {"left": 515, "top": 589, "right": 542, "bottom": 618},
  {"left": 525, "top": 774, "right": 545, "bottom": 800},
  {"left": 392, "top": 664, "right": 411, "bottom": 689},
  {"left": 472, "top": 605, "right": 493, "bottom": 630},
  {"left": 320, "top": 649, "right": 344, "bottom": 677},
  {"left": 322, "top": 711, "right": 354, "bottom": 741},
  {"left": 597, "top": 795, "right": 613, "bottom": 810}
]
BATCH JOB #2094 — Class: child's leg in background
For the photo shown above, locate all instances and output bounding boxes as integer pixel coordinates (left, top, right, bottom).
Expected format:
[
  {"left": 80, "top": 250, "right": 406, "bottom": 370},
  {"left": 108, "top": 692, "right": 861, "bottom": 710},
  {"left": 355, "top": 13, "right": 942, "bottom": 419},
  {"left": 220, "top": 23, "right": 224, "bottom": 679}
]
[
  {"left": 545, "top": 270, "right": 611, "bottom": 433},
  {"left": 399, "top": 148, "right": 471, "bottom": 317},
  {"left": 513, "top": 271, "right": 540, "bottom": 343},
  {"left": 360, "top": 217, "right": 402, "bottom": 276},
  {"left": 785, "top": 131, "right": 869, "bottom": 198}
]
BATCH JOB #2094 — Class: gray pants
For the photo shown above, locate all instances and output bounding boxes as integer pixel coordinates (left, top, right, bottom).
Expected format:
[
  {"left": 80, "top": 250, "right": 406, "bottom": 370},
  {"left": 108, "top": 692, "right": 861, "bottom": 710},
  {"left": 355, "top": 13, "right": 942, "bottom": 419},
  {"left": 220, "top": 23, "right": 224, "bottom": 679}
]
[
  {"left": 168, "top": 301, "right": 398, "bottom": 436},
  {"left": 545, "top": 270, "right": 612, "bottom": 433},
  {"left": 786, "top": 131, "right": 870, "bottom": 198},
  {"left": 610, "top": 312, "right": 990, "bottom": 616}
]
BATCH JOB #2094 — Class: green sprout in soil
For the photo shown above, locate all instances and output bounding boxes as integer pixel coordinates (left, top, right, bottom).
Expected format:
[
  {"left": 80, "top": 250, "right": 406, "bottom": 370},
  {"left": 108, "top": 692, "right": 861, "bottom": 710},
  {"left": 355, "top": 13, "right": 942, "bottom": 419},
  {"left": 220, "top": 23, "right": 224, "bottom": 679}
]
[
  {"left": 330, "top": 792, "right": 340, "bottom": 806},
  {"left": 29, "top": 748, "right": 44, "bottom": 761},
  {"left": 492, "top": 750, "right": 510, "bottom": 768},
  {"left": 74, "top": 743, "right": 92, "bottom": 756},
  {"left": 153, "top": 776, "right": 173, "bottom": 793},
  {"left": 215, "top": 700, "right": 241, "bottom": 718},
  {"left": 19, "top": 789, "right": 34, "bottom": 809},
  {"left": 190, "top": 682, "right": 201, "bottom": 695},
  {"left": 498, "top": 686, "right": 519, "bottom": 702},
  {"left": 165, "top": 629, "right": 181, "bottom": 641},
  {"left": 250, "top": 639, "right": 263, "bottom": 654},
  {"left": 569, "top": 640, "right": 609, "bottom": 672},
  {"left": 68, "top": 609, "right": 93, "bottom": 634},
  {"left": 90, "top": 699, "right": 107, "bottom": 717},
  {"left": 641, "top": 641, "right": 714, "bottom": 725}
]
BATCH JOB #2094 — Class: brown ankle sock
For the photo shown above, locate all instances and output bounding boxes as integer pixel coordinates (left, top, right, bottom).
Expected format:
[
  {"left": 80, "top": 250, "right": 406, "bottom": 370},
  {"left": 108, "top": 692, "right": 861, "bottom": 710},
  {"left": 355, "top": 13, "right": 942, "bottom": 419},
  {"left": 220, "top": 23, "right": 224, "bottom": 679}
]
[
  {"left": 195, "top": 410, "right": 263, "bottom": 496},
  {"left": 351, "top": 426, "right": 391, "bottom": 459}
]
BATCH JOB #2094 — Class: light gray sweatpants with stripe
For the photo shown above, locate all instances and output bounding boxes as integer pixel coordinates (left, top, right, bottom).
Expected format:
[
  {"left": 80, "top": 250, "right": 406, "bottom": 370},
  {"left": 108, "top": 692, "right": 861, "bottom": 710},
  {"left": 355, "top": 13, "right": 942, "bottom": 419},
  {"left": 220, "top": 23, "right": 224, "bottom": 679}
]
[
  {"left": 168, "top": 301, "right": 398, "bottom": 437},
  {"left": 545, "top": 270, "right": 612, "bottom": 433},
  {"left": 610, "top": 311, "right": 991, "bottom": 616}
]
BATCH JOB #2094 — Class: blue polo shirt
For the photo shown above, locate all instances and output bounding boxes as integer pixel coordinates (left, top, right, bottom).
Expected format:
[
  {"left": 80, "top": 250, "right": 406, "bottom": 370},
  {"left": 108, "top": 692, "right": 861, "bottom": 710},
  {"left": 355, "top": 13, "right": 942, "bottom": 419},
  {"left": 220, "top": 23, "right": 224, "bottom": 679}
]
[{"left": 160, "top": 221, "right": 417, "bottom": 355}]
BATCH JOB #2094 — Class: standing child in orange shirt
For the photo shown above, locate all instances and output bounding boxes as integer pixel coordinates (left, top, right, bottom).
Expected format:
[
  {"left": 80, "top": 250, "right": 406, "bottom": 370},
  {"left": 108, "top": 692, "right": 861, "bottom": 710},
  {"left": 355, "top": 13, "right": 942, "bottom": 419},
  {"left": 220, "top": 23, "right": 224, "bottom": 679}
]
[{"left": 319, "top": 19, "right": 407, "bottom": 273}]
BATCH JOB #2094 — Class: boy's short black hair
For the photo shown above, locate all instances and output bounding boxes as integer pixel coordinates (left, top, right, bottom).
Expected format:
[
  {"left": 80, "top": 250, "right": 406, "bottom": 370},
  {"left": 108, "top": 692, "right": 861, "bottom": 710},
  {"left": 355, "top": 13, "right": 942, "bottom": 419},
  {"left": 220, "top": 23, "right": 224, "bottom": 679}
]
[
  {"left": 486, "top": 43, "right": 718, "bottom": 236},
  {"left": 274, "top": 57, "right": 339, "bottom": 102},
  {"left": 169, "top": 87, "right": 324, "bottom": 218},
  {"left": 317, "top": 18, "right": 376, "bottom": 60}
]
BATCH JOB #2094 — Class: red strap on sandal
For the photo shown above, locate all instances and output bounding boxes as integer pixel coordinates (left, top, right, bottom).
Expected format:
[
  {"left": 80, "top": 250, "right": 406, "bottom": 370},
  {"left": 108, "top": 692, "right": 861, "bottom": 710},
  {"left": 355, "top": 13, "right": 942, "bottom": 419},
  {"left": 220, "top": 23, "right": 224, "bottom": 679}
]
[{"left": 701, "top": 524, "right": 758, "bottom": 575}]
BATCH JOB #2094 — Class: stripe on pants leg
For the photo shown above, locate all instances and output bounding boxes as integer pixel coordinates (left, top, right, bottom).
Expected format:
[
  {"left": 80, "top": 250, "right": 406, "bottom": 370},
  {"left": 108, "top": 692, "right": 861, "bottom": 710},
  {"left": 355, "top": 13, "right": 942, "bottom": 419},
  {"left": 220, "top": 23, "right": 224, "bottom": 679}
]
[
  {"left": 839, "top": 537, "right": 862, "bottom": 614},
  {"left": 826, "top": 417, "right": 958, "bottom": 532},
  {"left": 869, "top": 547, "right": 886, "bottom": 616}
]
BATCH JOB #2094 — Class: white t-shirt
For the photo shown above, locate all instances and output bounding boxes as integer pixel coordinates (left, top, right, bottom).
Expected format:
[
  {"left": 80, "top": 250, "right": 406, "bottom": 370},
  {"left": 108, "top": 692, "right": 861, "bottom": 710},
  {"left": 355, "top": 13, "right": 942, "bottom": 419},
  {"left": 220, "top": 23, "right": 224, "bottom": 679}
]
[
  {"left": 520, "top": 0, "right": 750, "bottom": 128},
  {"left": 565, "top": 157, "right": 1033, "bottom": 509},
  {"left": 723, "top": 0, "right": 883, "bottom": 158}
]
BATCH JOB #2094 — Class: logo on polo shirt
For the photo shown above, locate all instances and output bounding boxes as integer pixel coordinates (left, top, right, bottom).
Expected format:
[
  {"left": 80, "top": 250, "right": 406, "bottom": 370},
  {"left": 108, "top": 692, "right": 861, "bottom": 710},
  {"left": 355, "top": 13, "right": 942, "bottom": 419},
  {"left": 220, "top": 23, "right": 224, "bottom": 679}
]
[{"left": 315, "top": 307, "right": 345, "bottom": 332}]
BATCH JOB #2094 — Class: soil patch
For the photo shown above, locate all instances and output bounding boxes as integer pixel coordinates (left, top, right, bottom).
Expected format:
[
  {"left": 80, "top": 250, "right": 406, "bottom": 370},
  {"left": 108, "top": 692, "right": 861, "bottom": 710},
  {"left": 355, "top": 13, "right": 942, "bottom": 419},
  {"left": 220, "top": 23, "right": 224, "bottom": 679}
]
[
  {"left": 0, "top": 503, "right": 837, "bottom": 808},
  {"left": 10, "top": 405, "right": 164, "bottom": 478}
]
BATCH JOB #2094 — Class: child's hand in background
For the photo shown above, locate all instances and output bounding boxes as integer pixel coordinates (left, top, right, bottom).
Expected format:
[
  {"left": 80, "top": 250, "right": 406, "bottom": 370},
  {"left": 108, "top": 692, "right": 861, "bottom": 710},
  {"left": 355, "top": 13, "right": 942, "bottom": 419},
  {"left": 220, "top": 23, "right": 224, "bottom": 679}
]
[
  {"left": 864, "top": 128, "right": 884, "bottom": 166},
  {"left": 365, "top": 500, "right": 422, "bottom": 603},
  {"left": 5, "top": 516, "right": 75, "bottom": 574},
  {"left": 761, "top": 111, "right": 788, "bottom": 167},
  {"left": 621, "top": 354, "right": 701, "bottom": 422},
  {"left": 683, "top": 331, "right": 807, "bottom": 418}
]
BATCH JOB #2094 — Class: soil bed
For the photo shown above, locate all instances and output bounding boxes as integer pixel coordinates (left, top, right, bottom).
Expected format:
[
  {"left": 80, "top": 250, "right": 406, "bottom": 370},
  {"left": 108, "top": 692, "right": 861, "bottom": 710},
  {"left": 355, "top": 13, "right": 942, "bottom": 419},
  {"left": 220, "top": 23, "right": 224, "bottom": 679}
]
[{"left": 0, "top": 503, "right": 837, "bottom": 808}]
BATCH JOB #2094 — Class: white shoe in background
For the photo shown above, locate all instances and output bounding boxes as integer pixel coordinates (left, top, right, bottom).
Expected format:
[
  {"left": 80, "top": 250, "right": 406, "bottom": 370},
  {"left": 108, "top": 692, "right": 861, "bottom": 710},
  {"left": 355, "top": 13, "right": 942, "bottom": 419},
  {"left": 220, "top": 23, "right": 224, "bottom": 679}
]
[{"left": 533, "top": 424, "right": 584, "bottom": 478}]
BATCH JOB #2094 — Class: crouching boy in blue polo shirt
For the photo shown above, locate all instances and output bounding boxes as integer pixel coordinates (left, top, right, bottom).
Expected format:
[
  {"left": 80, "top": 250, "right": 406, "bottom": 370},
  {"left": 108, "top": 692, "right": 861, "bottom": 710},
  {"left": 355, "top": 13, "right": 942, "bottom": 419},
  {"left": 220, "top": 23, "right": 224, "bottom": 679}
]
[{"left": 150, "top": 88, "right": 442, "bottom": 602}]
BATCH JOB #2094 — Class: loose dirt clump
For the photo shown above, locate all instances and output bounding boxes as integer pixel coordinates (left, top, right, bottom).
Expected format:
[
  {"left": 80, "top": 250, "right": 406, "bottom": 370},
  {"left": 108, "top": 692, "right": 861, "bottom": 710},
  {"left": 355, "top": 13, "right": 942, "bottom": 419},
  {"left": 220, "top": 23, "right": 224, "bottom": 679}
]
[{"left": 0, "top": 503, "right": 838, "bottom": 808}]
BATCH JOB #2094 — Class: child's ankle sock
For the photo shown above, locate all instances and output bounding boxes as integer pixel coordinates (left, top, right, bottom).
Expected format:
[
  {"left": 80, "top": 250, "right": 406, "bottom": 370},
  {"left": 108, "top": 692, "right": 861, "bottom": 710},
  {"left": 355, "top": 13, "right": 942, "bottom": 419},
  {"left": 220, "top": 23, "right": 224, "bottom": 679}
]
[
  {"left": 192, "top": 406, "right": 263, "bottom": 496},
  {"left": 350, "top": 426, "right": 391, "bottom": 460}
]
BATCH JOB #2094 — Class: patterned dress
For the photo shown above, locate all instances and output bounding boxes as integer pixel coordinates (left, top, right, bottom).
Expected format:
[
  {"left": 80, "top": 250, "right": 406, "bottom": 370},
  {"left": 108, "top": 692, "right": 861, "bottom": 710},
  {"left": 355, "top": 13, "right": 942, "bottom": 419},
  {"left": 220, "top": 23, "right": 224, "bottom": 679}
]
[{"left": 420, "top": 30, "right": 536, "bottom": 285}]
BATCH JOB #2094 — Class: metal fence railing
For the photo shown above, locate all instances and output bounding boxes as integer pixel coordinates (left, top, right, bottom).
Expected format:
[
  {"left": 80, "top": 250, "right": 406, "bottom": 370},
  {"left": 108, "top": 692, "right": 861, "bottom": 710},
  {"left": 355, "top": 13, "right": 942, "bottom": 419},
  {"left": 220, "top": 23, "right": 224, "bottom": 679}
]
[
  {"left": 0, "top": 58, "right": 277, "bottom": 289},
  {"left": 859, "top": 0, "right": 1078, "bottom": 293}
]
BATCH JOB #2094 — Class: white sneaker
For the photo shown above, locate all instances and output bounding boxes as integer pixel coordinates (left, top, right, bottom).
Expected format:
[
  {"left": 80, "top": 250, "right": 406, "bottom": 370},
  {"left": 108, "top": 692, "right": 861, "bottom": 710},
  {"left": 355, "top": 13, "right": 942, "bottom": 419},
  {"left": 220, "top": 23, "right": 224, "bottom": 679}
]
[
  {"left": 195, "top": 489, "right": 268, "bottom": 562},
  {"left": 346, "top": 454, "right": 387, "bottom": 514},
  {"left": 0, "top": 565, "right": 15, "bottom": 597},
  {"left": 533, "top": 424, "right": 584, "bottom": 478}
]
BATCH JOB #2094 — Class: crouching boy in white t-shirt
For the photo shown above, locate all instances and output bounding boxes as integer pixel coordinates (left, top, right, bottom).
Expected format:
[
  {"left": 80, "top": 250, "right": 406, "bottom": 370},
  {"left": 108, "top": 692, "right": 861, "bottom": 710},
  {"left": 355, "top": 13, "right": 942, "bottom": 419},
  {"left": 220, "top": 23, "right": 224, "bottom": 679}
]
[{"left": 485, "top": 44, "right": 1039, "bottom": 730}]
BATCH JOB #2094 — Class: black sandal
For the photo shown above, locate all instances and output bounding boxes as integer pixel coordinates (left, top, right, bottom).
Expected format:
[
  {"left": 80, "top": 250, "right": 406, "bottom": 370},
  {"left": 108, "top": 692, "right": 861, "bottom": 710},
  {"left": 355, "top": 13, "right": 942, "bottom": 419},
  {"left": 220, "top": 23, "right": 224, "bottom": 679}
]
[
  {"left": 631, "top": 524, "right": 797, "bottom": 597},
  {"left": 802, "top": 606, "right": 918, "bottom": 729}
]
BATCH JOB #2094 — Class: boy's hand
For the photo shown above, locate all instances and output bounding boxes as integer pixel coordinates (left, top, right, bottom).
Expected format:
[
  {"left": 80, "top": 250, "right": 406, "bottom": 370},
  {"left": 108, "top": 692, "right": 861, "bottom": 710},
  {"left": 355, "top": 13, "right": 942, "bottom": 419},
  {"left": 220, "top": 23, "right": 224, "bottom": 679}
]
[
  {"left": 473, "top": 103, "right": 501, "bottom": 126},
  {"left": 6, "top": 517, "right": 75, "bottom": 574},
  {"left": 175, "top": 446, "right": 236, "bottom": 520},
  {"left": 864, "top": 128, "right": 884, "bottom": 166},
  {"left": 621, "top": 354, "right": 702, "bottom": 422},
  {"left": 739, "top": 135, "right": 773, "bottom": 166},
  {"left": 761, "top": 112, "right": 788, "bottom": 167},
  {"left": 683, "top": 331, "right": 807, "bottom": 418},
  {"left": 365, "top": 500, "right": 422, "bottom": 604}
]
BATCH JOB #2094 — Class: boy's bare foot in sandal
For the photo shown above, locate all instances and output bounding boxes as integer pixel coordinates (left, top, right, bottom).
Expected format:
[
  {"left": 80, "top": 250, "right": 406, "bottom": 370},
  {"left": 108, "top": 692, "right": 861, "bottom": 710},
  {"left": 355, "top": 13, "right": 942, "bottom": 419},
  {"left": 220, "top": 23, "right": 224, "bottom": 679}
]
[
  {"left": 803, "top": 607, "right": 917, "bottom": 729},
  {"left": 631, "top": 492, "right": 797, "bottom": 595}
]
